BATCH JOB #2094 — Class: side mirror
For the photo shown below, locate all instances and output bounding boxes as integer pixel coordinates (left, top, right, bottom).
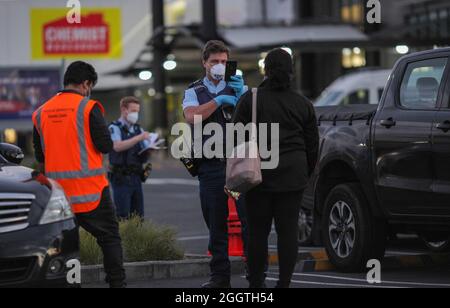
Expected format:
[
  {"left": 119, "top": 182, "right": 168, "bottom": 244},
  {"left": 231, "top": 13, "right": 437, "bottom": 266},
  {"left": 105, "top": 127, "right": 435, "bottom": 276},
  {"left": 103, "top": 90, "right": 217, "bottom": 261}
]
[{"left": 0, "top": 143, "right": 24, "bottom": 165}]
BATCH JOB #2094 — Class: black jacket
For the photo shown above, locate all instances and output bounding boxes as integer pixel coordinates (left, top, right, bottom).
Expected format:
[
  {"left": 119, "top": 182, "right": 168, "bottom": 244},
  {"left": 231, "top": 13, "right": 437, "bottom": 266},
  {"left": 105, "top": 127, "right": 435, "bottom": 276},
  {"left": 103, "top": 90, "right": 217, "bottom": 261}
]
[
  {"left": 232, "top": 81, "right": 319, "bottom": 192},
  {"left": 33, "top": 90, "right": 113, "bottom": 163}
]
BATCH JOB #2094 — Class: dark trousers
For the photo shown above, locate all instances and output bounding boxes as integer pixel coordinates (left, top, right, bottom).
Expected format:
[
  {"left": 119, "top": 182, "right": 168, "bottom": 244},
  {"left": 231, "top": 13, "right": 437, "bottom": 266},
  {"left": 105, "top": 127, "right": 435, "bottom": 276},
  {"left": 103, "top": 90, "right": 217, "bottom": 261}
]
[
  {"left": 245, "top": 189, "right": 304, "bottom": 288},
  {"left": 111, "top": 174, "right": 144, "bottom": 219},
  {"left": 76, "top": 188, "right": 126, "bottom": 287},
  {"left": 198, "top": 160, "right": 248, "bottom": 282}
]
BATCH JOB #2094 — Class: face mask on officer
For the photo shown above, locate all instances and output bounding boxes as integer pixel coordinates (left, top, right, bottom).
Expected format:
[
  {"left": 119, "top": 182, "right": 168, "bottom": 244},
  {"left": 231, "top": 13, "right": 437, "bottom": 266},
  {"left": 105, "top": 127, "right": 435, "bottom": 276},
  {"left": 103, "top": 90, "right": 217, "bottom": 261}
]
[
  {"left": 126, "top": 111, "right": 139, "bottom": 125},
  {"left": 210, "top": 64, "right": 226, "bottom": 81}
]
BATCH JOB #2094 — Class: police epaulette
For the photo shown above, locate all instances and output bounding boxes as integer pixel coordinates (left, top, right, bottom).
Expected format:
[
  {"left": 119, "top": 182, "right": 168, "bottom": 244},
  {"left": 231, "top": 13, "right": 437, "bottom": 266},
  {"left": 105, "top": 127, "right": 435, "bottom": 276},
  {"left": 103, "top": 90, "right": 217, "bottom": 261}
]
[
  {"left": 110, "top": 121, "right": 122, "bottom": 128},
  {"left": 188, "top": 79, "right": 204, "bottom": 89}
]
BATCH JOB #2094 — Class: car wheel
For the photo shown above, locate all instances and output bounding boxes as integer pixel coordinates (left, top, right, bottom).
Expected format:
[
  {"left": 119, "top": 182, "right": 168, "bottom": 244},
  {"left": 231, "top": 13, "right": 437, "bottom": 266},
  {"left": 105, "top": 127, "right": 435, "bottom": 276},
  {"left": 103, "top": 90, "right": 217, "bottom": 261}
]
[
  {"left": 322, "top": 183, "right": 387, "bottom": 272},
  {"left": 298, "top": 207, "right": 314, "bottom": 246}
]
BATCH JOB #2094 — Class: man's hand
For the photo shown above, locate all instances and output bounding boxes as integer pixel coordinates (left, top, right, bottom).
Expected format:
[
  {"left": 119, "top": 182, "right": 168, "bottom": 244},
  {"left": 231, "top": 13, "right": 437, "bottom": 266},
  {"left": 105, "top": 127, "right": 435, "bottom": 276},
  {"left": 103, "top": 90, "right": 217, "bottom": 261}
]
[
  {"left": 113, "top": 131, "right": 149, "bottom": 153},
  {"left": 214, "top": 95, "right": 239, "bottom": 107},
  {"left": 228, "top": 75, "right": 245, "bottom": 98},
  {"left": 139, "top": 131, "right": 150, "bottom": 142}
]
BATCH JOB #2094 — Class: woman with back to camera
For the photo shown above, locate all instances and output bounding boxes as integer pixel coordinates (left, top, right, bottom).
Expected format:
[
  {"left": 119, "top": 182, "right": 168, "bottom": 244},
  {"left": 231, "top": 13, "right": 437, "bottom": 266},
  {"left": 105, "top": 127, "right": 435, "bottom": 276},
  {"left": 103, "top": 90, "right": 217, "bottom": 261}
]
[{"left": 232, "top": 48, "right": 320, "bottom": 288}]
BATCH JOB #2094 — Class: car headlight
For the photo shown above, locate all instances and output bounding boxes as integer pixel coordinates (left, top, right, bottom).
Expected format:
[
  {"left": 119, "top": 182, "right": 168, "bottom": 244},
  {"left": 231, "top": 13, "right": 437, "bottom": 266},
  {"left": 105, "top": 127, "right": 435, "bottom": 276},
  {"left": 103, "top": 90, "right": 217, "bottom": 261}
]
[{"left": 39, "top": 179, "right": 74, "bottom": 225}]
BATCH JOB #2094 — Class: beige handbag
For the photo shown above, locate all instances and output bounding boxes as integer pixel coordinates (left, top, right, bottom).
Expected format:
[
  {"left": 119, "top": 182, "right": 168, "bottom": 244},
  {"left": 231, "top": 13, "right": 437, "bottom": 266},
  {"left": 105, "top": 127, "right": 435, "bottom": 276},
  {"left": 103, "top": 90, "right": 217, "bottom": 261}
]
[{"left": 226, "top": 88, "right": 262, "bottom": 193}]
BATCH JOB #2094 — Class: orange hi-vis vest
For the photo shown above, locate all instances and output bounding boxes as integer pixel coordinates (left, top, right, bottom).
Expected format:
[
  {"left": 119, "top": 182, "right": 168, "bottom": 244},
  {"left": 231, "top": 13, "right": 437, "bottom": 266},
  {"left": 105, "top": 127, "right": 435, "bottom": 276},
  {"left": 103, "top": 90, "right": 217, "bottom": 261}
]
[{"left": 32, "top": 92, "right": 109, "bottom": 214}]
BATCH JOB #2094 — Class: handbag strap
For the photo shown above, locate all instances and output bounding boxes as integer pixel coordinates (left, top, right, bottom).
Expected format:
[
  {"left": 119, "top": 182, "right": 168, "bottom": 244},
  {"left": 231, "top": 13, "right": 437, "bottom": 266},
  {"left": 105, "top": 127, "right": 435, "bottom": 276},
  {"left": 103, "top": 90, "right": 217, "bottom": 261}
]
[{"left": 251, "top": 88, "right": 258, "bottom": 142}]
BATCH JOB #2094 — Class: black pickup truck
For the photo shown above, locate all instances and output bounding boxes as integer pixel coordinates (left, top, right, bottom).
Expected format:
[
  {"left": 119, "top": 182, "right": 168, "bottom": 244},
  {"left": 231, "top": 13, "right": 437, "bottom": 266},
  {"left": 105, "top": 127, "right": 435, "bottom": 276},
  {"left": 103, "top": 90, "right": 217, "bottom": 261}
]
[{"left": 300, "top": 48, "right": 450, "bottom": 272}]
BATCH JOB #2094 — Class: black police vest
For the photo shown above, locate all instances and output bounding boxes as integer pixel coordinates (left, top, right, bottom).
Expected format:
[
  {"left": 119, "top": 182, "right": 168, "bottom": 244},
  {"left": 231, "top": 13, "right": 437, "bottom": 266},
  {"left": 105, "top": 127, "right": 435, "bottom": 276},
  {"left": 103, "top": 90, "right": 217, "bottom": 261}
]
[
  {"left": 109, "top": 121, "right": 143, "bottom": 167},
  {"left": 187, "top": 79, "right": 236, "bottom": 156}
]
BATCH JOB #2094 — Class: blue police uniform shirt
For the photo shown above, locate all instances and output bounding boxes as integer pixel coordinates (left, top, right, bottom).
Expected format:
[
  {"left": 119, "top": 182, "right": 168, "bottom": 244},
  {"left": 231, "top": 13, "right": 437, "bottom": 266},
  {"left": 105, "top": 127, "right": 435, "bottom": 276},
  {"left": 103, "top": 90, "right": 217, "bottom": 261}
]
[
  {"left": 182, "top": 76, "right": 248, "bottom": 110},
  {"left": 109, "top": 118, "right": 150, "bottom": 151}
]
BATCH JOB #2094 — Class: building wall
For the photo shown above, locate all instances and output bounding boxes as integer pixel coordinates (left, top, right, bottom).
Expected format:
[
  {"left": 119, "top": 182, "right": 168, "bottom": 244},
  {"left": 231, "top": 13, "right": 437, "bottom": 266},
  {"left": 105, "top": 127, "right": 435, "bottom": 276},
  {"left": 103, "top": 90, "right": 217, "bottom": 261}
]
[{"left": 0, "top": 0, "right": 151, "bottom": 76}]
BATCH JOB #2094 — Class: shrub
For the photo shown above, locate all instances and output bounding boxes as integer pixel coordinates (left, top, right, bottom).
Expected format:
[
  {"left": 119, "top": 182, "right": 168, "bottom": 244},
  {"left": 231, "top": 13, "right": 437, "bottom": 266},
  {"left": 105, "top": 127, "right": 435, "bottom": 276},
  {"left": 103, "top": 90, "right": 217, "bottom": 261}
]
[{"left": 79, "top": 216, "right": 184, "bottom": 265}]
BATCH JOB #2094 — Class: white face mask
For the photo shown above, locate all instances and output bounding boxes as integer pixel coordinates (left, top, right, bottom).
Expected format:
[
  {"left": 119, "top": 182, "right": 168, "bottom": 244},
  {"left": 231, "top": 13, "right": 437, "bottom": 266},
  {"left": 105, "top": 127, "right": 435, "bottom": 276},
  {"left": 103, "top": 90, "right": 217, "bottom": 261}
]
[
  {"left": 126, "top": 112, "right": 139, "bottom": 124},
  {"left": 210, "top": 64, "right": 226, "bottom": 81}
]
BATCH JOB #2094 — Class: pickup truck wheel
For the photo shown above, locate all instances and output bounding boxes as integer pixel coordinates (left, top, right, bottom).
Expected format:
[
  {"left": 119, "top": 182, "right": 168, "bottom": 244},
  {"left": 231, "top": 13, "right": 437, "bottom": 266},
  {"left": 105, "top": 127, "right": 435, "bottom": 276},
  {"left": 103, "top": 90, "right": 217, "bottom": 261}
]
[{"left": 322, "top": 183, "right": 387, "bottom": 272}]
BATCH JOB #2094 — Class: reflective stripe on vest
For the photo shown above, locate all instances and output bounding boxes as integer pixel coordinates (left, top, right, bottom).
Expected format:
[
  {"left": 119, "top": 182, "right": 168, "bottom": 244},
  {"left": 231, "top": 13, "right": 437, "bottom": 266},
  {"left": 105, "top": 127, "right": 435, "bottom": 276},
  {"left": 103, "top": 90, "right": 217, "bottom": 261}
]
[
  {"left": 70, "top": 193, "right": 101, "bottom": 205},
  {"left": 37, "top": 97, "right": 105, "bottom": 180}
]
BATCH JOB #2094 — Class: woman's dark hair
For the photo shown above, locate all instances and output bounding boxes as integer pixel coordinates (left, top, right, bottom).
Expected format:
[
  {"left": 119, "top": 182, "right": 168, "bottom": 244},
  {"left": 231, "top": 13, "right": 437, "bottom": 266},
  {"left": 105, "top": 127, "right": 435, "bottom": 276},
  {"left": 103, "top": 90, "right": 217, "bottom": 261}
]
[
  {"left": 63, "top": 61, "right": 98, "bottom": 87},
  {"left": 264, "top": 48, "right": 293, "bottom": 90}
]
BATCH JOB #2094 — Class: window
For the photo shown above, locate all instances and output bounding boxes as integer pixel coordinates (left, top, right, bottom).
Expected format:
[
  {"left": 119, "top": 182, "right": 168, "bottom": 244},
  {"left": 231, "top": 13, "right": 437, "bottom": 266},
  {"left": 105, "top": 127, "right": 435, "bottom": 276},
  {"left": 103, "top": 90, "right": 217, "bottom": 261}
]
[
  {"left": 399, "top": 58, "right": 448, "bottom": 109},
  {"left": 315, "top": 91, "right": 344, "bottom": 107},
  {"left": 378, "top": 88, "right": 384, "bottom": 102},
  {"left": 341, "top": 89, "right": 369, "bottom": 105},
  {"left": 340, "top": 0, "right": 363, "bottom": 24},
  {"left": 342, "top": 48, "right": 366, "bottom": 69}
]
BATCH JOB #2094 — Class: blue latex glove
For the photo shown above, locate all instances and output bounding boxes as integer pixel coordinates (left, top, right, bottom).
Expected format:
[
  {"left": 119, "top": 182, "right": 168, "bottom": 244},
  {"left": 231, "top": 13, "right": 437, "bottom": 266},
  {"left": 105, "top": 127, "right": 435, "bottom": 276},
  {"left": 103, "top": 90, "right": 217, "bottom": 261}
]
[
  {"left": 228, "top": 75, "right": 245, "bottom": 98},
  {"left": 214, "top": 95, "right": 238, "bottom": 107}
]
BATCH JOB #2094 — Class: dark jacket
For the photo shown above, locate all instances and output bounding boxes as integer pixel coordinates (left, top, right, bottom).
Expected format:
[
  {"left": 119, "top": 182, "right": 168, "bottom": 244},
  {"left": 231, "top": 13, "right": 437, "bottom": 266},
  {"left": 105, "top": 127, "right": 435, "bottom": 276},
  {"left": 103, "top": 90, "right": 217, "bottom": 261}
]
[{"left": 232, "top": 81, "right": 319, "bottom": 192}]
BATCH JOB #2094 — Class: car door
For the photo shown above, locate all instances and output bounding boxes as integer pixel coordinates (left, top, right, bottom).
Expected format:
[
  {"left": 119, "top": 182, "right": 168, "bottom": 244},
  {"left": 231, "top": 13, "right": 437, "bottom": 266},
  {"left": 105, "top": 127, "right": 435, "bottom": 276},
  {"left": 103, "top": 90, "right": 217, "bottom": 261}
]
[
  {"left": 431, "top": 66, "right": 450, "bottom": 217},
  {"left": 373, "top": 56, "right": 449, "bottom": 216}
]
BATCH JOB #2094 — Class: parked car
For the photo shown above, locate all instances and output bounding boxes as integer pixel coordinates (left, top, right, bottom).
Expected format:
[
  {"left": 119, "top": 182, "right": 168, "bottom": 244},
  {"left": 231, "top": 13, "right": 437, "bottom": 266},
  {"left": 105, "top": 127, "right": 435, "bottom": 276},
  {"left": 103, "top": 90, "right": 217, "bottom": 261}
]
[
  {"left": 314, "top": 69, "right": 391, "bottom": 107},
  {"left": 0, "top": 143, "right": 78, "bottom": 288},
  {"left": 300, "top": 48, "right": 450, "bottom": 272}
]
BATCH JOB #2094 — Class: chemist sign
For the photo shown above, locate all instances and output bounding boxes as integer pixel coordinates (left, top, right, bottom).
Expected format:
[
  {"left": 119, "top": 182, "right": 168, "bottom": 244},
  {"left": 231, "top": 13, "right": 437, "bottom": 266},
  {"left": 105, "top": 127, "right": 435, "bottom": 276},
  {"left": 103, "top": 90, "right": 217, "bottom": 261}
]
[{"left": 30, "top": 8, "right": 122, "bottom": 59}]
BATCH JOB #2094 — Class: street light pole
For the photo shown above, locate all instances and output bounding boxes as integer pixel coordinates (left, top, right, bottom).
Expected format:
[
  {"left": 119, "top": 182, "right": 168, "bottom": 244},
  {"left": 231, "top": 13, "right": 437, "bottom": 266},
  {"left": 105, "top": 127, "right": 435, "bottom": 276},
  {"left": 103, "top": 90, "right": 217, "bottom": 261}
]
[
  {"left": 202, "top": 0, "right": 218, "bottom": 41},
  {"left": 152, "top": 0, "right": 168, "bottom": 131}
]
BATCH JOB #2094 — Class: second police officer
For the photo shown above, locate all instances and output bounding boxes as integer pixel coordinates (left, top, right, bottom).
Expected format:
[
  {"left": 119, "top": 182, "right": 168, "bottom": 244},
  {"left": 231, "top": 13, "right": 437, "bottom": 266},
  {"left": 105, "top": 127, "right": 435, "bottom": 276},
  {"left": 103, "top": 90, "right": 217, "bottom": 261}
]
[{"left": 109, "top": 96, "right": 152, "bottom": 220}]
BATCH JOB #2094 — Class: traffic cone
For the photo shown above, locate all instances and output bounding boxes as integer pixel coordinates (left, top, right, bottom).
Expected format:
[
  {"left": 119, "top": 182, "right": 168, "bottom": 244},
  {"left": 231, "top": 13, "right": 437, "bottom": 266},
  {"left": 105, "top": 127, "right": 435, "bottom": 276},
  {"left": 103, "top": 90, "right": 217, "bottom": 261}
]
[
  {"left": 207, "top": 197, "right": 245, "bottom": 258},
  {"left": 227, "top": 197, "right": 245, "bottom": 257}
]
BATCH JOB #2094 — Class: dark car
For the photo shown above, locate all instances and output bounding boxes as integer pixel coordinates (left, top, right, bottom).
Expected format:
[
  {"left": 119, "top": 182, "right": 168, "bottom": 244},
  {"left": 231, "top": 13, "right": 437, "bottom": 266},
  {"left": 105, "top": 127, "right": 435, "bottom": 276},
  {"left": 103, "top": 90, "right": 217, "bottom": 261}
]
[
  {"left": 300, "top": 48, "right": 450, "bottom": 272},
  {"left": 0, "top": 143, "right": 79, "bottom": 288}
]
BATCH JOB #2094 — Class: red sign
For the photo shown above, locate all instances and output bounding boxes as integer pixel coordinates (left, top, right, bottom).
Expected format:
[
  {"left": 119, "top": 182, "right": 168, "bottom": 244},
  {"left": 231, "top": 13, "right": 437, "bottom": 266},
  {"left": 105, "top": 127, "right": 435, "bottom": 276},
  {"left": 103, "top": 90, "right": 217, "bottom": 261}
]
[{"left": 43, "top": 14, "right": 110, "bottom": 55}]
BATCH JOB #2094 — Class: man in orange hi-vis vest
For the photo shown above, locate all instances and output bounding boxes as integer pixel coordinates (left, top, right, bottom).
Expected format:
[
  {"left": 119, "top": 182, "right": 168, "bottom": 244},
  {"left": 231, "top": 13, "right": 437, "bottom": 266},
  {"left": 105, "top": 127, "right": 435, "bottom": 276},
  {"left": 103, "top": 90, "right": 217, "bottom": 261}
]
[{"left": 32, "top": 61, "right": 126, "bottom": 288}]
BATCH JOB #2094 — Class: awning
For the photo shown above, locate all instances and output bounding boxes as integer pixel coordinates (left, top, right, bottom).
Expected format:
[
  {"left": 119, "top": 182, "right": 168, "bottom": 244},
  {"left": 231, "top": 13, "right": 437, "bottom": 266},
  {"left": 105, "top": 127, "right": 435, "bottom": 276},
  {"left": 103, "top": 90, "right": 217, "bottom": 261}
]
[
  {"left": 0, "top": 120, "right": 33, "bottom": 132},
  {"left": 221, "top": 25, "right": 369, "bottom": 51}
]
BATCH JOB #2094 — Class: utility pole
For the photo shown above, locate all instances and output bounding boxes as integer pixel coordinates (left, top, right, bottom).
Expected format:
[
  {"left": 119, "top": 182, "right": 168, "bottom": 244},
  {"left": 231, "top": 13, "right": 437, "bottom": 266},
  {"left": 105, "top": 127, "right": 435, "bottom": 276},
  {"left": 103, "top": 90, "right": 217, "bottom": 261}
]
[
  {"left": 151, "top": 0, "right": 168, "bottom": 131},
  {"left": 202, "top": 0, "right": 218, "bottom": 41},
  {"left": 261, "top": 0, "right": 268, "bottom": 25}
]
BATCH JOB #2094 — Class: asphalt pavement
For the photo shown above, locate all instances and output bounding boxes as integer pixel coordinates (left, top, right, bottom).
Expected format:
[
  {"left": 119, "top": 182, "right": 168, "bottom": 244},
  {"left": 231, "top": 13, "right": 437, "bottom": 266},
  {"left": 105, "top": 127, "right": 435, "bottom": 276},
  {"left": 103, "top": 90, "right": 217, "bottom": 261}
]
[{"left": 92, "top": 157, "right": 450, "bottom": 288}]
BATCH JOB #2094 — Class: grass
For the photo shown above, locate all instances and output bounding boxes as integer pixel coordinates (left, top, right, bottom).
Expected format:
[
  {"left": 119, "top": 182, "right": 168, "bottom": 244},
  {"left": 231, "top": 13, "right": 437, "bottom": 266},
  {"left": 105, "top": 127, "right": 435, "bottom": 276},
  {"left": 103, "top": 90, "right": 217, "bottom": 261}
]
[{"left": 79, "top": 216, "right": 184, "bottom": 265}]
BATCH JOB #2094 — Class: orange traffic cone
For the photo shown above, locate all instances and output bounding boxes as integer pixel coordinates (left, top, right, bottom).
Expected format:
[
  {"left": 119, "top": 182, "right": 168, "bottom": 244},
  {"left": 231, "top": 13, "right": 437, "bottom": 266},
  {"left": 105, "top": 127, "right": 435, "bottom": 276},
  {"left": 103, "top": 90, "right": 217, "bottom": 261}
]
[
  {"left": 207, "top": 197, "right": 245, "bottom": 258},
  {"left": 227, "top": 197, "right": 245, "bottom": 257}
]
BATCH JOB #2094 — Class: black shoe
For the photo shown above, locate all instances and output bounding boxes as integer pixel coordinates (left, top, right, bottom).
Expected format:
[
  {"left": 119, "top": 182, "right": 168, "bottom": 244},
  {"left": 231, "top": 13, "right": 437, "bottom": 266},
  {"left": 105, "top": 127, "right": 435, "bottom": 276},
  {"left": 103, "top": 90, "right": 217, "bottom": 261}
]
[{"left": 201, "top": 279, "right": 231, "bottom": 289}]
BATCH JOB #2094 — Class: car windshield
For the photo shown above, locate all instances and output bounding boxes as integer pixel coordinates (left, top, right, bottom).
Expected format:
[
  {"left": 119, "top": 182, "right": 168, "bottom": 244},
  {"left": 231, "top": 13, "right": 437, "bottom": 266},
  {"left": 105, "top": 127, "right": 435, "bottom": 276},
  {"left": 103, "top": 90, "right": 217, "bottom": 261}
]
[{"left": 315, "top": 91, "right": 343, "bottom": 106}]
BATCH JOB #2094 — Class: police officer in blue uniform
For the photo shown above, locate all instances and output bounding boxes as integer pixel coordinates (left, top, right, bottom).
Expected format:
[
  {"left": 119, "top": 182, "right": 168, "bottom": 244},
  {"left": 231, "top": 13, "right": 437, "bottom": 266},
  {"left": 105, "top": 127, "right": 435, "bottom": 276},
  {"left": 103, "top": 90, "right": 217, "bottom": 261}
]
[
  {"left": 183, "top": 41, "right": 248, "bottom": 288},
  {"left": 109, "top": 96, "right": 151, "bottom": 220}
]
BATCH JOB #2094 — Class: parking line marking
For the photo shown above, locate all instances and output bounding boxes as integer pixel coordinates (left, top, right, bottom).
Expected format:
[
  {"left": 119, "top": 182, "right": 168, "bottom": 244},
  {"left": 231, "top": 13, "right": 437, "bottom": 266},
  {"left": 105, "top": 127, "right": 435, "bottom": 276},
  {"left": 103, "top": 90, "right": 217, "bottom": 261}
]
[
  {"left": 145, "top": 178, "right": 199, "bottom": 186},
  {"left": 267, "top": 272, "right": 450, "bottom": 288},
  {"left": 385, "top": 250, "right": 423, "bottom": 256},
  {"left": 264, "top": 277, "right": 403, "bottom": 288},
  {"left": 178, "top": 235, "right": 209, "bottom": 241}
]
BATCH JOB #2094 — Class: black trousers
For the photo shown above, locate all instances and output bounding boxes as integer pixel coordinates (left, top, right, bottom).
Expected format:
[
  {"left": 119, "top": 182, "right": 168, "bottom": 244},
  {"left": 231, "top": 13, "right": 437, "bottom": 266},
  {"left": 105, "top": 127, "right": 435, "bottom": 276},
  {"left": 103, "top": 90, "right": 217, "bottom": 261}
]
[
  {"left": 76, "top": 188, "right": 126, "bottom": 287},
  {"left": 245, "top": 189, "right": 304, "bottom": 288},
  {"left": 198, "top": 160, "right": 248, "bottom": 282}
]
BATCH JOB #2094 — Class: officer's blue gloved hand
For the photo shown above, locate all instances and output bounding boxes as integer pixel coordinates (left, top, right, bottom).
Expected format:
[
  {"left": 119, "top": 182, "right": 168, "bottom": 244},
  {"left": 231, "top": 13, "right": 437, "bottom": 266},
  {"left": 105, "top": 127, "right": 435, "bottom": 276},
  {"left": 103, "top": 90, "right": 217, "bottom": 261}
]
[
  {"left": 228, "top": 75, "right": 245, "bottom": 98},
  {"left": 214, "top": 95, "right": 239, "bottom": 107}
]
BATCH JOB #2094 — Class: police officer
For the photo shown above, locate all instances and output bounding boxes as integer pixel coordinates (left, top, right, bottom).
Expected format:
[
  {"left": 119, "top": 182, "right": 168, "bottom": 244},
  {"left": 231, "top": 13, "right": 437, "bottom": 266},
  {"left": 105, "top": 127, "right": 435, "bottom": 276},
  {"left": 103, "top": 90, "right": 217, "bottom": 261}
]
[
  {"left": 183, "top": 40, "right": 248, "bottom": 288},
  {"left": 109, "top": 96, "right": 151, "bottom": 220}
]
